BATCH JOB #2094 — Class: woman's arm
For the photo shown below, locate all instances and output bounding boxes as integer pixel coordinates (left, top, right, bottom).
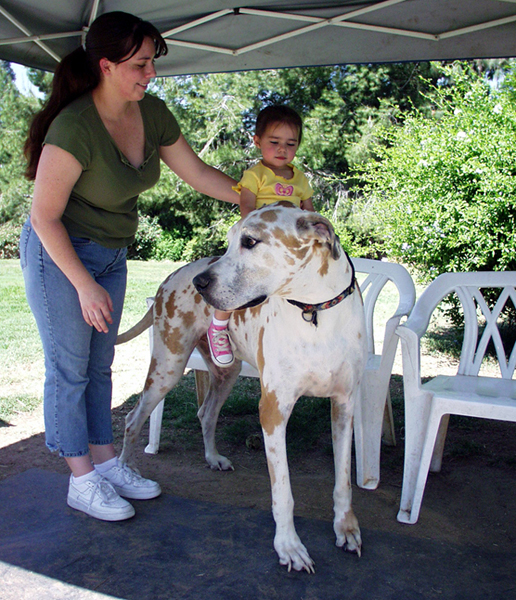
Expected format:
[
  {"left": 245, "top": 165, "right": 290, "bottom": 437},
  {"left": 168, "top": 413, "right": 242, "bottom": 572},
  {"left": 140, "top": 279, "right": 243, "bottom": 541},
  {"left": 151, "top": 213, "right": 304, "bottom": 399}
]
[
  {"left": 30, "top": 144, "right": 114, "bottom": 333},
  {"left": 159, "top": 134, "right": 240, "bottom": 205},
  {"left": 239, "top": 187, "right": 257, "bottom": 218}
]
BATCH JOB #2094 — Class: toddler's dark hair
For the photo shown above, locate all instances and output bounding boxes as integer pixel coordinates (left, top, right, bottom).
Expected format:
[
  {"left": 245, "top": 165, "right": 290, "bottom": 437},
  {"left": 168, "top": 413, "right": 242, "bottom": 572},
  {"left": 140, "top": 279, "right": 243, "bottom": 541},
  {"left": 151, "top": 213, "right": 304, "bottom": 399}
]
[{"left": 255, "top": 105, "right": 303, "bottom": 143}]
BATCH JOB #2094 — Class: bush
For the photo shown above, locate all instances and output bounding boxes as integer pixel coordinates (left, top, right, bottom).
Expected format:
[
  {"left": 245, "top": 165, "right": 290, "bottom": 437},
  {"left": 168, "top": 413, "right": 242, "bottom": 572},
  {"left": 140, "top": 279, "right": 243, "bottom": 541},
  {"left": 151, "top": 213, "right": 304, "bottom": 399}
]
[
  {"left": 354, "top": 63, "right": 516, "bottom": 281},
  {"left": 127, "top": 214, "right": 163, "bottom": 260},
  {"left": 182, "top": 213, "right": 240, "bottom": 262},
  {"left": 0, "top": 221, "right": 22, "bottom": 258},
  {"left": 153, "top": 230, "right": 186, "bottom": 261}
]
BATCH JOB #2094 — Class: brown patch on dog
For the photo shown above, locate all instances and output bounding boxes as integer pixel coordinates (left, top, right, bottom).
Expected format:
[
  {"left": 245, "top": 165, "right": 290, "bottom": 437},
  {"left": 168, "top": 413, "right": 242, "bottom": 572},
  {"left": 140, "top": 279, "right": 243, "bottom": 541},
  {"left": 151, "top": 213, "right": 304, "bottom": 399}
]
[
  {"left": 256, "top": 327, "right": 284, "bottom": 436},
  {"left": 179, "top": 309, "right": 196, "bottom": 328},
  {"left": 249, "top": 304, "right": 264, "bottom": 319},
  {"left": 272, "top": 227, "right": 310, "bottom": 260},
  {"left": 143, "top": 357, "right": 158, "bottom": 391},
  {"left": 256, "top": 326, "right": 265, "bottom": 372},
  {"left": 165, "top": 290, "right": 177, "bottom": 319},
  {"left": 260, "top": 209, "right": 279, "bottom": 223},
  {"left": 259, "top": 386, "right": 283, "bottom": 437},
  {"left": 194, "top": 292, "right": 203, "bottom": 304},
  {"left": 318, "top": 254, "right": 330, "bottom": 277},
  {"left": 232, "top": 310, "right": 247, "bottom": 327},
  {"left": 154, "top": 293, "right": 164, "bottom": 318},
  {"left": 162, "top": 324, "right": 185, "bottom": 355}
]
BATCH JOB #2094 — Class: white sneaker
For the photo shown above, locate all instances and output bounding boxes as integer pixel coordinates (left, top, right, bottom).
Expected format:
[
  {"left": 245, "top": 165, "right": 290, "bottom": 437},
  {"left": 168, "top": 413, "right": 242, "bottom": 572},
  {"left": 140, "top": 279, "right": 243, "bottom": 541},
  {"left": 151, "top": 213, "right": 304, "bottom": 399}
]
[
  {"left": 98, "top": 461, "right": 162, "bottom": 500},
  {"left": 67, "top": 473, "right": 135, "bottom": 521}
]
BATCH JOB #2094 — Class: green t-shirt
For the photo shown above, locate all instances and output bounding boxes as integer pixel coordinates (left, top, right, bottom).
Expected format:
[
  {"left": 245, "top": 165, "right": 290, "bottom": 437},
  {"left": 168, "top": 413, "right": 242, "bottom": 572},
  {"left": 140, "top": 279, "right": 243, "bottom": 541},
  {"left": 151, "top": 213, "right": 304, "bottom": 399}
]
[{"left": 44, "top": 92, "right": 181, "bottom": 248}]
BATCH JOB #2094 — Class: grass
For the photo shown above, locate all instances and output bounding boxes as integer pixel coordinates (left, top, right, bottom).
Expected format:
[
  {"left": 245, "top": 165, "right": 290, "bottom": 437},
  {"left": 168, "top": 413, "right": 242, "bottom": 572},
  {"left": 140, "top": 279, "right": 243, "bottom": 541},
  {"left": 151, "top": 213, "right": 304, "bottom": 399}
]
[{"left": 0, "top": 258, "right": 182, "bottom": 421}]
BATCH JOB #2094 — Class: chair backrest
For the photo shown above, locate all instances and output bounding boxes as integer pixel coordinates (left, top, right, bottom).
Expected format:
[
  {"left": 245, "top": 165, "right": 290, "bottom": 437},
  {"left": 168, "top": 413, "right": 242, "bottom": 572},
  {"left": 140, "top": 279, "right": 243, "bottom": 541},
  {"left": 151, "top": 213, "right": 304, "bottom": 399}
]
[
  {"left": 352, "top": 258, "right": 416, "bottom": 356},
  {"left": 403, "top": 271, "right": 516, "bottom": 379}
]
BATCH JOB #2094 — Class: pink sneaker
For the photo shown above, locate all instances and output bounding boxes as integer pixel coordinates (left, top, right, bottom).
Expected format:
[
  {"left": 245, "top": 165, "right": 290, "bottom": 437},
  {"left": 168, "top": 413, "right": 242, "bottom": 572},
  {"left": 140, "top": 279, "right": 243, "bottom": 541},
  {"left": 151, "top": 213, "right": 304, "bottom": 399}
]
[{"left": 207, "top": 322, "right": 235, "bottom": 368}]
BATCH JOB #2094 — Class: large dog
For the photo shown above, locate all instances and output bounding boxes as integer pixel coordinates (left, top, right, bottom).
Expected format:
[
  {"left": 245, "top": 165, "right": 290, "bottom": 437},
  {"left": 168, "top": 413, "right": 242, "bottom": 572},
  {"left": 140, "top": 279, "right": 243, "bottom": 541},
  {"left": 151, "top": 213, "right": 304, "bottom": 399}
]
[{"left": 118, "top": 203, "right": 367, "bottom": 572}]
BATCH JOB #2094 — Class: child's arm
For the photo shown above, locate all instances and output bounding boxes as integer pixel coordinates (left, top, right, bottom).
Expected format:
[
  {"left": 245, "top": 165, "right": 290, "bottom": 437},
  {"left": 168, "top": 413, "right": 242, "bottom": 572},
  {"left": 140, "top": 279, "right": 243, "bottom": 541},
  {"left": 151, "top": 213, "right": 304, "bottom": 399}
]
[
  {"left": 301, "top": 197, "right": 315, "bottom": 212},
  {"left": 240, "top": 187, "right": 257, "bottom": 218}
]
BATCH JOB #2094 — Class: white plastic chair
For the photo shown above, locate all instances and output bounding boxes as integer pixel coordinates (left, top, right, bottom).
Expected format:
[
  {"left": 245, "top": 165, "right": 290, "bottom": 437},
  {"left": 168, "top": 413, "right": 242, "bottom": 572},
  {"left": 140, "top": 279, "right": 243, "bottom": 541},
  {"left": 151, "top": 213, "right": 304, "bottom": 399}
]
[
  {"left": 352, "top": 258, "right": 416, "bottom": 489},
  {"left": 144, "top": 259, "right": 416, "bottom": 490},
  {"left": 396, "top": 271, "right": 516, "bottom": 524}
]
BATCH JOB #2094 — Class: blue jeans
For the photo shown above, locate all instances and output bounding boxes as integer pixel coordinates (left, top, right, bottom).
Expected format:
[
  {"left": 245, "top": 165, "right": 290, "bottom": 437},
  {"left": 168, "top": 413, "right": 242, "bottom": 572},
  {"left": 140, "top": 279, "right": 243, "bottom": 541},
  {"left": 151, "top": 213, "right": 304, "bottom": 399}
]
[{"left": 20, "top": 219, "right": 127, "bottom": 457}]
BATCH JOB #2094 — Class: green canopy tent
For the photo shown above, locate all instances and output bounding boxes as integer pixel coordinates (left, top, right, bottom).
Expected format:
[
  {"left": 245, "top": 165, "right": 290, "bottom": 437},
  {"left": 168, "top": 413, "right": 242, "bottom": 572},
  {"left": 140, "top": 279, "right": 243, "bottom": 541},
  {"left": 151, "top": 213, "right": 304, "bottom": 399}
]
[{"left": 0, "top": 0, "right": 515, "bottom": 75}]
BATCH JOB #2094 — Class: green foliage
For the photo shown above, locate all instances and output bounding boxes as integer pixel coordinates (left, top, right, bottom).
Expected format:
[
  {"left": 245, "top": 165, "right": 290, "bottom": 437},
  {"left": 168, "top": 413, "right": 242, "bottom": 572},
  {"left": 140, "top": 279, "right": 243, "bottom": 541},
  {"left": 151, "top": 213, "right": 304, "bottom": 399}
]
[
  {"left": 0, "top": 68, "right": 38, "bottom": 234},
  {"left": 353, "top": 62, "right": 516, "bottom": 280},
  {"left": 127, "top": 214, "right": 163, "bottom": 261},
  {"left": 0, "top": 221, "right": 22, "bottom": 258},
  {"left": 135, "top": 64, "right": 443, "bottom": 259},
  {"left": 3, "top": 58, "right": 515, "bottom": 272}
]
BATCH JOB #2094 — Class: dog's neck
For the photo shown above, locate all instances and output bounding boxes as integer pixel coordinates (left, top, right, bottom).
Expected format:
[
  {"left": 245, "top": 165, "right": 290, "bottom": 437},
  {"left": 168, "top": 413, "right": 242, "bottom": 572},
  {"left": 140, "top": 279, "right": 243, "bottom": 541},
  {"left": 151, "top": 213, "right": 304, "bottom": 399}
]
[
  {"left": 287, "top": 253, "right": 356, "bottom": 326},
  {"left": 280, "top": 245, "right": 354, "bottom": 305}
]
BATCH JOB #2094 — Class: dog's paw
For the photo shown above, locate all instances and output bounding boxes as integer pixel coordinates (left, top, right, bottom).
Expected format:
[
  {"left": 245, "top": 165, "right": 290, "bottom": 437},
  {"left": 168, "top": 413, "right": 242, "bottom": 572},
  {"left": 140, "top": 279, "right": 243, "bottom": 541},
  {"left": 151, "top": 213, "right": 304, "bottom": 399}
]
[
  {"left": 275, "top": 533, "right": 315, "bottom": 574},
  {"left": 206, "top": 453, "right": 234, "bottom": 471},
  {"left": 334, "top": 509, "right": 362, "bottom": 557}
]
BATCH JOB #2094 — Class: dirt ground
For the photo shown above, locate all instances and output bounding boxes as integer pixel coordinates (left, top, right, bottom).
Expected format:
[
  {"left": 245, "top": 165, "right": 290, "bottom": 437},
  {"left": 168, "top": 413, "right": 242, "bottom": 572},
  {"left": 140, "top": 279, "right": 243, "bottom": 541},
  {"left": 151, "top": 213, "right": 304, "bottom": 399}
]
[{"left": 1, "top": 338, "right": 516, "bottom": 558}]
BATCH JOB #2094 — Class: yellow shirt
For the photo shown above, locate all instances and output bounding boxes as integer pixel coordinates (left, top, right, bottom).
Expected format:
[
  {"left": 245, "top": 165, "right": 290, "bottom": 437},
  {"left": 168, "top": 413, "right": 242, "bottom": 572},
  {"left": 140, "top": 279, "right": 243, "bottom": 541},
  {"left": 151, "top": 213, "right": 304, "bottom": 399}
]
[{"left": 233, "top": 161, "right": 313, "bottom": 208}]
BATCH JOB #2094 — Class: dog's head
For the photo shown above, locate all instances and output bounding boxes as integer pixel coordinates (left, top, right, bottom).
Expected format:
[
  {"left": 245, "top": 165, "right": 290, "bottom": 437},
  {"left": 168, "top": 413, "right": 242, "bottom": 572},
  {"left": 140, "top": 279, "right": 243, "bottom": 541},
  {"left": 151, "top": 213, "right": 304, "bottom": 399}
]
[{"left": 193, "top": 203, "right": 343, "bottom": 311}]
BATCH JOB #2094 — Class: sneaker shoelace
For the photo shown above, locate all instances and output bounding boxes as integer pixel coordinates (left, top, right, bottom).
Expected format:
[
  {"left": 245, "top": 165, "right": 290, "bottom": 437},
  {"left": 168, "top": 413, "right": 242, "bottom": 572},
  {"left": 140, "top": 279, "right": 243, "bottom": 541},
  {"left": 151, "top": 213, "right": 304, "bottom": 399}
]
[
  {"left": 210, "top": 328, "right": 232, "bottom": 353},
  {"left": 88, "top": 479, "right": 118, "bottom": 508},
  {"left": 118, "top": 463, "right": 144, "bottom": 486}
]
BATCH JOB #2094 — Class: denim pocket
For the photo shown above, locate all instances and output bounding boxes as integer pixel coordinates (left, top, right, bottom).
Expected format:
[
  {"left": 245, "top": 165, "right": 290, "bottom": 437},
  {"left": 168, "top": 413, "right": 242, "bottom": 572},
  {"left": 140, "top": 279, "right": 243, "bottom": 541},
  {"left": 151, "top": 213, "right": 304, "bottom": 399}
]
[{"left": 19, "top": 221, "right": 32, "bottom": 270}]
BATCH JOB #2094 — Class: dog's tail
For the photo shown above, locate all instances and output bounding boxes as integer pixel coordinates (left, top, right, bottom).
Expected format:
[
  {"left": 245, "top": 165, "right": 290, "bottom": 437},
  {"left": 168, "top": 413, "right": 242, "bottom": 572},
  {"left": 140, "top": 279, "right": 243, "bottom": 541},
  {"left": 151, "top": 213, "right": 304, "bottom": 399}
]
[{"left": 116, "top": 306, "right": 153, "bottom": 345}]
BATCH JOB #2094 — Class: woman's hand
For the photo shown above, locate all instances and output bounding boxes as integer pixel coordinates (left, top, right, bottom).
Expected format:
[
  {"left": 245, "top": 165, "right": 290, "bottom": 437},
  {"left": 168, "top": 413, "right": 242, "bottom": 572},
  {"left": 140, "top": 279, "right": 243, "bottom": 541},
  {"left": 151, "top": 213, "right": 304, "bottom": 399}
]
[{"left": 76, "top": 279, "right": 114, "bottom": 333}]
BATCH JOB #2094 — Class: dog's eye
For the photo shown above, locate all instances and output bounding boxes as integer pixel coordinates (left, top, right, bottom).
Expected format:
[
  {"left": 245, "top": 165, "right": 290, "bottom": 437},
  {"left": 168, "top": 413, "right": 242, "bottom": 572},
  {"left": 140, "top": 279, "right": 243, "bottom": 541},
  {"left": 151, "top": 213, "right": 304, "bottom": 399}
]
[{"left": 241, "top": 235, "right": 260, "bottom": 249}]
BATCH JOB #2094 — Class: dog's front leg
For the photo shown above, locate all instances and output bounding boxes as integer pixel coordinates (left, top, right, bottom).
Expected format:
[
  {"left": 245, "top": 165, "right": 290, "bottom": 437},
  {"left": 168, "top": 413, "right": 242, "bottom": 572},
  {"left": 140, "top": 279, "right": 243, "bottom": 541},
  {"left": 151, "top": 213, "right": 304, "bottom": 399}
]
[
  {"left": 260, "top": 390, "right": 315, "bottom": 573},
  {"left": 331, "top": 394, "right": 362, "bottom": 556}
]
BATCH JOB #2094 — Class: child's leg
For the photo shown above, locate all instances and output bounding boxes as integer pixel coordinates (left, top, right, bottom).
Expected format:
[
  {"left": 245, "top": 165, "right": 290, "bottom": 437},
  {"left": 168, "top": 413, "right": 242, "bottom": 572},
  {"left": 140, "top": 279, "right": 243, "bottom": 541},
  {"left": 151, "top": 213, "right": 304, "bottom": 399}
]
[{"left": 207, "top": 310, "right": 234, "bottom": 367}]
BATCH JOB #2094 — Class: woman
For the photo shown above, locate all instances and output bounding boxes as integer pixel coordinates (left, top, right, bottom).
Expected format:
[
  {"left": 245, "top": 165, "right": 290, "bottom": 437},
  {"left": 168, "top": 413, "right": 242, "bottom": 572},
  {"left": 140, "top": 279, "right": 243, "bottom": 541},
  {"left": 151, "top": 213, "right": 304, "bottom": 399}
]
[{"left": 21, "top": 11, "right": 239, "bottom": 522}]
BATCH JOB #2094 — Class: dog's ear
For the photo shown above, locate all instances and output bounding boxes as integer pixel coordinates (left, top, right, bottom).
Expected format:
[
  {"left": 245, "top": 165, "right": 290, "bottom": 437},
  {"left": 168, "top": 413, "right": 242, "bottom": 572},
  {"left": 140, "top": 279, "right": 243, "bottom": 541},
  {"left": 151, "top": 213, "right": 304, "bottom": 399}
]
[{"left": 296, "top": 214, "right": 342, "bottom": 260}]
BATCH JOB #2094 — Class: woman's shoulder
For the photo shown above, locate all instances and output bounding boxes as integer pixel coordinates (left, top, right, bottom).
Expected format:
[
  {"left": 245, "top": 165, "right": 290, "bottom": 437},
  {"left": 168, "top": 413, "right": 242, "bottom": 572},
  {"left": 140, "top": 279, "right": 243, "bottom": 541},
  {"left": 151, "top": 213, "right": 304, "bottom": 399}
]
[
  {"left": 58, "top": 93, "right": 96, "bottom": 119},
  {"left": 50, "top": 94, "right": 97, "bottom": 138}
]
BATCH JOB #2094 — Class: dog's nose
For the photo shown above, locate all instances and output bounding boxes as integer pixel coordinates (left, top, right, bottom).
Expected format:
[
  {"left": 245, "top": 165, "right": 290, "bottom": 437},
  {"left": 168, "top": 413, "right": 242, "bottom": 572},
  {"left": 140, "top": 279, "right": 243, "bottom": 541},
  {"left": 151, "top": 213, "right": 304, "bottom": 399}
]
[{"left": 193, "top": 271, "right": 211, "bottom": 292}]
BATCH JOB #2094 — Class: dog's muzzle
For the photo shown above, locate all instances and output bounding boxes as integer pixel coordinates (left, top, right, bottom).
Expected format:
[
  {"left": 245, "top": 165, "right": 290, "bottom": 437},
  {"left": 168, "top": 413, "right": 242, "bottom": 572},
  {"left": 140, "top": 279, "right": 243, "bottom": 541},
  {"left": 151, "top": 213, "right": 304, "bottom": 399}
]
[
  {"left": 192, "top": 271, "right": 211, "bottom": 294},
  {"left": 193, "top": 271, "right": 267, "bottom": 311}
]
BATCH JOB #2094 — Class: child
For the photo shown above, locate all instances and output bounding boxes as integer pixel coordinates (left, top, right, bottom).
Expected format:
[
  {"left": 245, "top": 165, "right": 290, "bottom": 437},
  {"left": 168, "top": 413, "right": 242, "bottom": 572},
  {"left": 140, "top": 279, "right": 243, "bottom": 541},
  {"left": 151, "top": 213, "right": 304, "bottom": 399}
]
[{"left": 207, "top": 105, "right": 315, "bottom": 367}]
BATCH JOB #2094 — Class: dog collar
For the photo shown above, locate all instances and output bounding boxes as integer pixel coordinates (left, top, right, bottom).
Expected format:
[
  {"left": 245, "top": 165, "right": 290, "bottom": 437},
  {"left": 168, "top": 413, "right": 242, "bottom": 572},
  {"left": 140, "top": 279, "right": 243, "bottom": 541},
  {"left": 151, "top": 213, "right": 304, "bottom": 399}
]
[{"left": 287, "top": 255, "right": 356, "bottom": 327}]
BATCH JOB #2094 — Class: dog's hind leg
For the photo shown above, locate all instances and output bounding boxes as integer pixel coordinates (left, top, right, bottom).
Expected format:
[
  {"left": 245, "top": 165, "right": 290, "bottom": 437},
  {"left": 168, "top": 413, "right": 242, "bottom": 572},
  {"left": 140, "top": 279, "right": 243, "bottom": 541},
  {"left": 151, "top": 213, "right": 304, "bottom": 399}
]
[
  {"left": 195, "top": 337, "right": 241, "bottom": 471},
  {"left": 331, "top": 392, "right": 362, "bottom": 556},
  {"left": 119, "top": 343, "right": 189, "bottom": 469}
]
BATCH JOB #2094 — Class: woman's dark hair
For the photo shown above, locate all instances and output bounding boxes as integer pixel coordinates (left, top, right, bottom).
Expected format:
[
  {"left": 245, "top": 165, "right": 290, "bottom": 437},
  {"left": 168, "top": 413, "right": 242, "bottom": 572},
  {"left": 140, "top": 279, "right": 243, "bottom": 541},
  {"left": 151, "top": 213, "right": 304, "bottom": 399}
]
[
  {"left": 255, "top": 105, "right": 303, "bottom": 144},
  {"left": 24, "top": 11, "right": 167, "bottom": 179}
]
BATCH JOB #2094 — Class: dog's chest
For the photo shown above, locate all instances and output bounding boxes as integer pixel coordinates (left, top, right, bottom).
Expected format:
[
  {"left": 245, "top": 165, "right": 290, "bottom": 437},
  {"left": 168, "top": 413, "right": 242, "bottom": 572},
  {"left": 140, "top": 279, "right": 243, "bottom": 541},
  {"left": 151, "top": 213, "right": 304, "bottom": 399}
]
[{"left": 231, "top": 301, "right": 365, "bottom": 396}]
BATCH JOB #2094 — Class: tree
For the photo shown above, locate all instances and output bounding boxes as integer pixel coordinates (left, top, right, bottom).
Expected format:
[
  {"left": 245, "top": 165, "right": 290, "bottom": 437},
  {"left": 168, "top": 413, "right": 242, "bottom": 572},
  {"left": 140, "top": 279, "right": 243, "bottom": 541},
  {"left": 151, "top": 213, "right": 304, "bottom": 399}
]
[
  {"left": 354, "top": 62, "right": 516, "bottom": 279},
  {"left": 0, "top": 64, "right": 40, "bottom": 257}
]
